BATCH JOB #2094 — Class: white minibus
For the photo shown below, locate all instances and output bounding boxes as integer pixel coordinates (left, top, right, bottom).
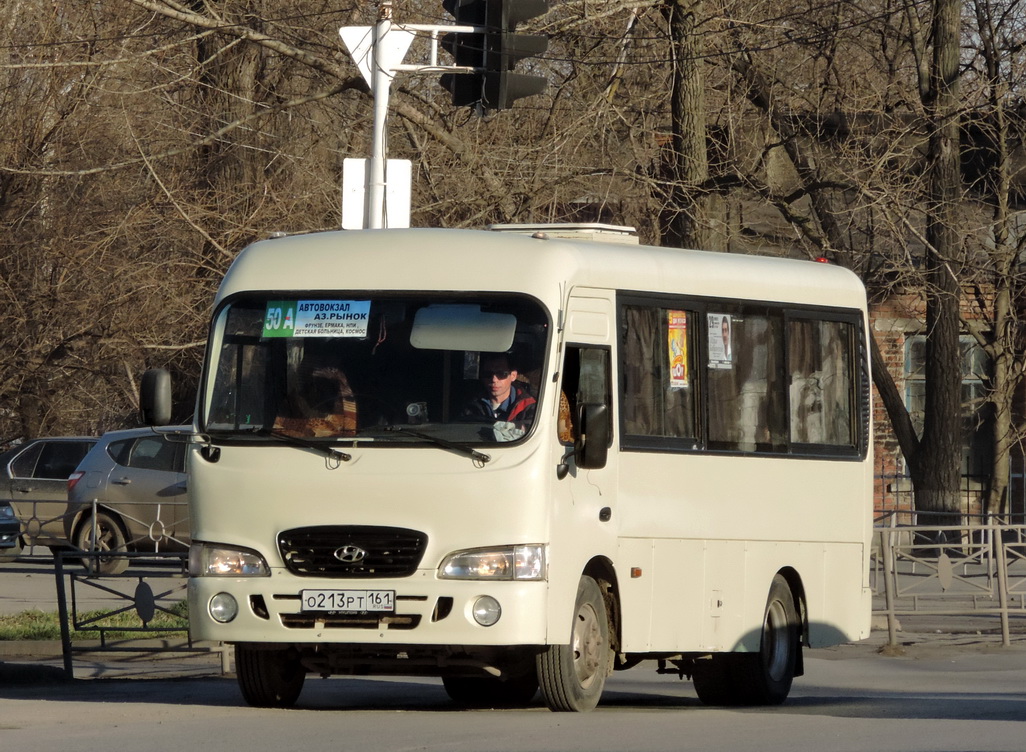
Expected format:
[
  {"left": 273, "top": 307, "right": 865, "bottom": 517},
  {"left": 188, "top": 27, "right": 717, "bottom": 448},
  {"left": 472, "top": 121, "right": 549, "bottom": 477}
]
[{"left": 142, "top": 224, "right": 873, "bottom": 712}]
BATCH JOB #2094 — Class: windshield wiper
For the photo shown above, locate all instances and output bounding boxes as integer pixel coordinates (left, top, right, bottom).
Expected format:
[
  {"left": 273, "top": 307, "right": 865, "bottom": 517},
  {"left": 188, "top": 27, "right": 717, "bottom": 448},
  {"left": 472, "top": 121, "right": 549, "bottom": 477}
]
[
  {"left": 385, "top": 426, "right": 491, "bottom": 464},
  {"left": 208, "top": 427, "right": 352, "bottom": 463}
]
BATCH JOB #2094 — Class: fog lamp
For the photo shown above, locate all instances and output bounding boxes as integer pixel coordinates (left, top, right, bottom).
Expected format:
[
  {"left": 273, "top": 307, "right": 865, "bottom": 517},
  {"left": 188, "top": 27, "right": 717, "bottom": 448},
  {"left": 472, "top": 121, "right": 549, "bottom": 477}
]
[
  {"left": 472, "top": 595, "right": 501, "bottom": 627},
  {"left": 209, "top": 592, "right": 239, "bottom": 623}
]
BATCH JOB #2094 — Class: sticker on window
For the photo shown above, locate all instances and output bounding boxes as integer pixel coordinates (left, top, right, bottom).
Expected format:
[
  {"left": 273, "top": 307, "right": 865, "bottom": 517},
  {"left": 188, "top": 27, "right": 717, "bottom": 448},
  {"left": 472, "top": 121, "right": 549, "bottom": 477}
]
[
  {"left": 667, "top": 310, "right": 688, "bottom": 388},
  {"left": 263, "top": 300, "right": 370, "bottom": 338},
  {"left": 708, "top": 313, "right": 733, "bottom": 369}
]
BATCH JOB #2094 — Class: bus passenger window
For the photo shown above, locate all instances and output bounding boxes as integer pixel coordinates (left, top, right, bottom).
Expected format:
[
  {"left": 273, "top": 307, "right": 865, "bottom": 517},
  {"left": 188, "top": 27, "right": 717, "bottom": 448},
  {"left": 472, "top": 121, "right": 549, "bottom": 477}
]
[
  {"left": 706, "top": 313, "right": 786, "bottom": 452},
  {"left": 621, "top": 306, "right": 697, "bottom": 440},
  {"left": 788, "top": 319, "right": 855, "bottom": 447}
]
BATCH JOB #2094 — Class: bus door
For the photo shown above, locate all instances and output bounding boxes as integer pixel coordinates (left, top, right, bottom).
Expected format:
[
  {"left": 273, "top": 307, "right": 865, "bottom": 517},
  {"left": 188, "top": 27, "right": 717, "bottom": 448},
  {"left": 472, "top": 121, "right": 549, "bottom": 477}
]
[{"left": 554, "top": 292, "right": 618, "bottom": 573}]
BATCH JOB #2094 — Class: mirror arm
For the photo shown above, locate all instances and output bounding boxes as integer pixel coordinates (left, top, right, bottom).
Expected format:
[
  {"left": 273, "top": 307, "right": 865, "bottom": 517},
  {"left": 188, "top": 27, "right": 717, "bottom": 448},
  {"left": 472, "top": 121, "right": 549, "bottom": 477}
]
[{"left": 556, "top": 438, "right": 582, "bottom": 480}]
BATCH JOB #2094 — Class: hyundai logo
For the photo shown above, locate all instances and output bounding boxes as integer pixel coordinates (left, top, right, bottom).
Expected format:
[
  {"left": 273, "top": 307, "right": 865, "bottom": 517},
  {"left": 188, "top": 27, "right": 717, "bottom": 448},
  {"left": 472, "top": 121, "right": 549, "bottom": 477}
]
[{"left": 334, "top": 545, "right": 367, "bottom": 564}]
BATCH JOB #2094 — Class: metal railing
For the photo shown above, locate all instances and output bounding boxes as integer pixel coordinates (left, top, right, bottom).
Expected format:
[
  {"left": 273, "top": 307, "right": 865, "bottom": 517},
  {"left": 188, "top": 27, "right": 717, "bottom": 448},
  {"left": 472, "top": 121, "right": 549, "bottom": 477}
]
[
  {"left": 872, "top": 514, "right": 1026, "bottom": 646},
  {"left": 15, "top": 498, "right": 189, "bottom": 560},
  {"left": 53, "top": 550, "right": 228, "bottom": 679}
]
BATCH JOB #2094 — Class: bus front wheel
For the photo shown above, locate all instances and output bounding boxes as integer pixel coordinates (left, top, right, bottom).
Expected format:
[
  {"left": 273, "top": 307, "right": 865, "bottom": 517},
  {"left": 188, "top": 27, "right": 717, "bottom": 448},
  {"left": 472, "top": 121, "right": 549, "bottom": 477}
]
[
  {"left": 536, "top": 575, "right": 611, "bottom": 712},
  {"left": 235, "top": 643, "right": 305, "bottom": 708}
]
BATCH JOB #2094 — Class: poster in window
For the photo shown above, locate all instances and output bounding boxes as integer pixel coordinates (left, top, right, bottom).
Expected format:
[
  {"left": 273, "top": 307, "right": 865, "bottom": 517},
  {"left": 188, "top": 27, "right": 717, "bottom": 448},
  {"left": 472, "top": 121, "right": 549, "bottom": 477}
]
[
  {"left": 667, "top": 310, "right": 689, "bottom": 388},
  {"left": 708, "top": 313, "right": 733, "bottom": 369}
]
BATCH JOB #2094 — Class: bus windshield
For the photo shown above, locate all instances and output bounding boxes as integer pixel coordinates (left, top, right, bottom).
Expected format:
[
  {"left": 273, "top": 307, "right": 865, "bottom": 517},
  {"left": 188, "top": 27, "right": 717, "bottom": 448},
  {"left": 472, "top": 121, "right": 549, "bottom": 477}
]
[{"left": 202, "top": 294, "right": 550, "bottom": 445}]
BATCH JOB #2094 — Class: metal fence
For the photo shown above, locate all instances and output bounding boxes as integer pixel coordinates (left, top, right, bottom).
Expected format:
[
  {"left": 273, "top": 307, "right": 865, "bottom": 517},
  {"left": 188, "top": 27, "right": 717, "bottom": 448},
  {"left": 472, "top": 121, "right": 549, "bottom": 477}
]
[
  {"left": 872, "top": 513, "right": 1026, "bottom": 646},
  {"left": 53, "top": 550, "right": 228, "bottom": 679},
  {"left": 16, "top": 497, "right": 188, "bottom": 562}
]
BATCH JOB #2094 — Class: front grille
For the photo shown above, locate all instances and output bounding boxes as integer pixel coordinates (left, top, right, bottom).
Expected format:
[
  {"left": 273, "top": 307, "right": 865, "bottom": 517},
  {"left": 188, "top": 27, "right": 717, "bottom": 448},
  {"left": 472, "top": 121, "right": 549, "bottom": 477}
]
[{"left": 278, "top": 525, "right": 428, "bottom": 578}]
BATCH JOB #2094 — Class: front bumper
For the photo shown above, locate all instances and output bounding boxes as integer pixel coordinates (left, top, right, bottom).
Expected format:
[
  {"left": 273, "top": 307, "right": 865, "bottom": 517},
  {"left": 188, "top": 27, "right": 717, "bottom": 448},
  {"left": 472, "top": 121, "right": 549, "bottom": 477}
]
[{"left": 188, "top": 568, "right": 549, "bottom": 647}]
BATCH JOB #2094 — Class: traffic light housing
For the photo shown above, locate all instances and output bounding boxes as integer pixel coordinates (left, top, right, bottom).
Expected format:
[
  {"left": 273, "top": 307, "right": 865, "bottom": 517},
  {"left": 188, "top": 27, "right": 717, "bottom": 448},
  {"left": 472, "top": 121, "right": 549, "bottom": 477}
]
[{"left": 440, "top": 0, "right": 548, "bottom": 110}]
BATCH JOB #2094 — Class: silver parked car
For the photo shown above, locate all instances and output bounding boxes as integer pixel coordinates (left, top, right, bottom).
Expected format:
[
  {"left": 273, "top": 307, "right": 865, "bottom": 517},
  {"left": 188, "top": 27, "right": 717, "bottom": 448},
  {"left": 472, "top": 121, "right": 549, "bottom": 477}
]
[
  {"left": 3, "top": 437, "right": 99, "bottom": 559},
  {"left": 67, "top": 426, "right": 191, "bottom": 574}
]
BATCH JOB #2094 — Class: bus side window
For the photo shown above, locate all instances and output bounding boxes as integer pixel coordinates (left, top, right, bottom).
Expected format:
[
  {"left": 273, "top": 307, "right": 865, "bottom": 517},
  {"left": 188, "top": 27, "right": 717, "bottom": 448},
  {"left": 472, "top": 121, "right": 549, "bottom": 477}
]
[
  {"left": 788, "top": 318, "right": 856, "bottom": 447},
  {"left": 620, "top": 305, "right": 697, "bottom": 441}
]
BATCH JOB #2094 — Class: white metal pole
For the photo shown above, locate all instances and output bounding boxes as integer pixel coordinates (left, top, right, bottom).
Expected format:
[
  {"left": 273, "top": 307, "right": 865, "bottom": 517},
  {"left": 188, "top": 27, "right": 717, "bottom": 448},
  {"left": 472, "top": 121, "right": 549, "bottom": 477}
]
[{"left": 367, "top": 2, "right": 393, "bottom": 230}]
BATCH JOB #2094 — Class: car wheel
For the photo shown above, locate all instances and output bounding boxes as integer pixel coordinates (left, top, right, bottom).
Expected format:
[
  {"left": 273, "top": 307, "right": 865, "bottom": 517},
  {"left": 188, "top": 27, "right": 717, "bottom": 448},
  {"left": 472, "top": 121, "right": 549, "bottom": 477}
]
[{"left": 75, "top": 510, "right": 130, "bottom": 575}]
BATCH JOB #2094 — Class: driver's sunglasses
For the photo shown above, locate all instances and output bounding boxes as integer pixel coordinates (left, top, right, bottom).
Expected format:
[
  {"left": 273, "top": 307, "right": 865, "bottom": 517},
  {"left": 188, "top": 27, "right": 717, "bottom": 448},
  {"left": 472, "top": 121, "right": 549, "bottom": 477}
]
[{"left": 482, "top": 370, "right": 512, "bottom": 379}]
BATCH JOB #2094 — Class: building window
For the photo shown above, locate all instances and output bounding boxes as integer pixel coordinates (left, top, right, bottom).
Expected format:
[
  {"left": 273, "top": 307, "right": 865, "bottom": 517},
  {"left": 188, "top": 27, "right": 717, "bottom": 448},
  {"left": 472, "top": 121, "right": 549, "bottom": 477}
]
[{"left": 904, "top": 335, "right": 992, "bottom": 476}]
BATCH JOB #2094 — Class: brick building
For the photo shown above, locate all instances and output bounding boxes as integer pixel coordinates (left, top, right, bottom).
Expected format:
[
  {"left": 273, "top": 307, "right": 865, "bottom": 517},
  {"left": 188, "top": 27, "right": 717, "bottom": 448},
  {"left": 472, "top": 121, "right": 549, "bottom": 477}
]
[{"left": 869, "top": 289, "right": 1018, "bottom": 522}]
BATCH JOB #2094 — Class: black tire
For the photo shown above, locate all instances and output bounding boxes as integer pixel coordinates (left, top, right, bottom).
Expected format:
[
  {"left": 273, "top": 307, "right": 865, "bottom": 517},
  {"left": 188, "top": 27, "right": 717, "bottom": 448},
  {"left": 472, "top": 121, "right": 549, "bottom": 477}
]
[
  {"left": 74, "top": 511, "right": 129, "bottom": 575},
  {"left": 537, "top": 576, "right": 611, "bottom": 712},
  {"left": 693, "top": 575, "right": 799, "bottom": 707},
  {"left": 235, "top": 643, "right": 306, "bottom": 708},
  {"left": 442, "top": 672, "right": 539, "bottom": 708},
  {"left": 736, "top": 574, "right": 799, "bottom": 705}
]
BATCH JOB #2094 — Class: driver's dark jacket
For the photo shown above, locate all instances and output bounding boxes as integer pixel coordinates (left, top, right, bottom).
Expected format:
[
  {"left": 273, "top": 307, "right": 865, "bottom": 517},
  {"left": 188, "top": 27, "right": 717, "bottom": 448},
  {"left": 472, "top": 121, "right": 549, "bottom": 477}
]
[{"left": 461, "top": 383, "right": 537, "bottom": 425}]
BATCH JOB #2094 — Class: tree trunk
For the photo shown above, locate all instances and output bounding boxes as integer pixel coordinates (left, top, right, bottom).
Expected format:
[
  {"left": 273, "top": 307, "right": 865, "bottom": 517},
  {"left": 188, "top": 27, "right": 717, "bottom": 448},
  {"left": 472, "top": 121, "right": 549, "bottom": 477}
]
[
  {"left": 912, "top": 0, "right": 963, "bottom": 523},
  {"left": 661, "top": 0, "right": 710, "bottom": 250}
]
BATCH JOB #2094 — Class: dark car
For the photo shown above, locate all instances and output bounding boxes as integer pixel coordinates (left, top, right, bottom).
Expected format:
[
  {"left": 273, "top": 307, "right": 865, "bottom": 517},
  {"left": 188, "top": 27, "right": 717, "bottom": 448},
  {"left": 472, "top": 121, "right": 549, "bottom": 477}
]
[
  {"left": 67, "top": 426, "right": 191, "bottom": 574},
  {"left": 2, "top": 437, "right": 98, "bottom": 559}
]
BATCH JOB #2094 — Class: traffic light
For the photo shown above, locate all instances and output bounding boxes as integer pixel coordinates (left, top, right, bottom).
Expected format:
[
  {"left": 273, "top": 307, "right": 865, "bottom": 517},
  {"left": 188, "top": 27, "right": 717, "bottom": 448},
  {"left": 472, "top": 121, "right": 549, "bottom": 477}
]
[{"left": 440, "top": 0, "right": 548, "bottom": 110}]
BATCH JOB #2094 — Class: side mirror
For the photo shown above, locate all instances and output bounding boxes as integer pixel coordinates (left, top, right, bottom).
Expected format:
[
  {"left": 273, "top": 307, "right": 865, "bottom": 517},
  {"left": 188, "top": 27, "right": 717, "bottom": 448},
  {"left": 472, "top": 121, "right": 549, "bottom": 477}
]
[
  {"left": 140, "top": 368, "right": 173, "bottom": 426},
  {"left": 575, "top": 403, "right": 609, "bottom": 470}
]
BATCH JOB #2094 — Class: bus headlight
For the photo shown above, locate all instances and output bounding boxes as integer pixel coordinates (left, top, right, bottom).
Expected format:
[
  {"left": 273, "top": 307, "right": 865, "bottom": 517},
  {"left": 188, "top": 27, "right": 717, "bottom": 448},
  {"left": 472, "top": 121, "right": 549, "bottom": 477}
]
[
  {"left": 439, "top": 545, "right": 546, "bottom": 580},
  {"left": 190, "top": 543, "right": 269, "bottom": 576}
]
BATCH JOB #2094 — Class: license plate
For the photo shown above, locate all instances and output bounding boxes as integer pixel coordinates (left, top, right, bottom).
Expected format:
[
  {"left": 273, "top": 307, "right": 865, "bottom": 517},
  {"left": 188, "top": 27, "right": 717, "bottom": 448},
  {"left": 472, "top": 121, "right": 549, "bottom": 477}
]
[{"left": 300, "top": 589, "right": 395, "bottom": 613}]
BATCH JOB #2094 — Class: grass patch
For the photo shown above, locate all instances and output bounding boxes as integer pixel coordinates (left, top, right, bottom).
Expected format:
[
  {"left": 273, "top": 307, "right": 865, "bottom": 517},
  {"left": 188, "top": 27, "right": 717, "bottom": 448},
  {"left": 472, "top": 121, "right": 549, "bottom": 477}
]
[{"left": 0, "top": 600, "right": 189, "bottom": 641}]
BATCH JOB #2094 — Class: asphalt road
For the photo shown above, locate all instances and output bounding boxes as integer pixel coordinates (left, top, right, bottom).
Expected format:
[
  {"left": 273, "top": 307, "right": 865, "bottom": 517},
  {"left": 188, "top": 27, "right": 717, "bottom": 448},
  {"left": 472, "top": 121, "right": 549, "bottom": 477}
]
[
  {"left": 3, "top": 638, "right": 1026, "bottom": 752},
  {"left": 3, "top": 558, "right": 1026, "bottom": 752}
]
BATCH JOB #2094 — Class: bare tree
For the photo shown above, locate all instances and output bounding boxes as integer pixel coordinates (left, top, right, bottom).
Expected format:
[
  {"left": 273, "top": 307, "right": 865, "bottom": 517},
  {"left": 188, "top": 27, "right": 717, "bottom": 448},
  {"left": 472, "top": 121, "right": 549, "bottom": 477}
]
[
  {"left": 660, "top": 0, "right": 711, "bottom": 249},
  {"left": 959, "top": 0, "right": 1026, "bottom": 517},
  {"left": 3, "top": 0, "right": 1025, "bottom": 530}
]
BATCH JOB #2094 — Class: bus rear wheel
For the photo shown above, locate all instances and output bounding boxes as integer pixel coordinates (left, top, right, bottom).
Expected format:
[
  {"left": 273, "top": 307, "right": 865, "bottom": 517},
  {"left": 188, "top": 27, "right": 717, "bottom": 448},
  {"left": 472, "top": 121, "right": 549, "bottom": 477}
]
[
  {"left": 738, "top": 574, "right": 799, "bottom": 704},
  {"left": 537, "top": 575, "right": 611, "bottom": 712},
  {"left": 235, "top": 644, "right": 305, "bottom": 708},
  {"left": 693, "top": 574, "right": 799, "bottom": 706}
]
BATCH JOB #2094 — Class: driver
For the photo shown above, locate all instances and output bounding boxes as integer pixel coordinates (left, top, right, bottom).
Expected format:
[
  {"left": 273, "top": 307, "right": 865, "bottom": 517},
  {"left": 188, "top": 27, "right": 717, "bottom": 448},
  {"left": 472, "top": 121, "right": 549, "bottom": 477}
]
[{"left": 462, "top": 352, "right": 536, "bottom": 428}]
